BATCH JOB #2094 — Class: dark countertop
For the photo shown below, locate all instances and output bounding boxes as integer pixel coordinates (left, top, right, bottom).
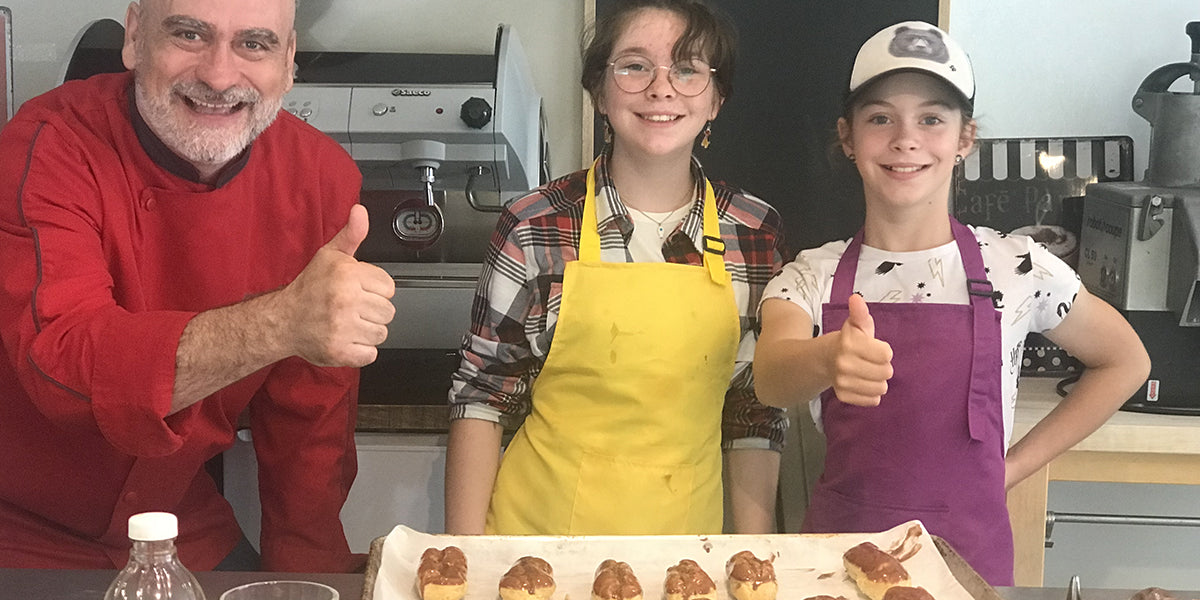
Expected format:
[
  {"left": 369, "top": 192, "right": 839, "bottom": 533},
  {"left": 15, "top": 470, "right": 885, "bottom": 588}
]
[
  {"left": 1, "top": 569, "right": 1185, "bottom": 600},
  {"left": 0, "top": 569, "right": 365, "bottom": 600}
]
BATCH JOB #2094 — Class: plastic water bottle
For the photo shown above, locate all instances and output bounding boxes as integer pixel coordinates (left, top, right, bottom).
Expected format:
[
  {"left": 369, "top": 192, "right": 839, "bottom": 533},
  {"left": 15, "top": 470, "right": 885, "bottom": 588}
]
[{"left": 104, "top": 512, "right": 207, "bottom": 600}]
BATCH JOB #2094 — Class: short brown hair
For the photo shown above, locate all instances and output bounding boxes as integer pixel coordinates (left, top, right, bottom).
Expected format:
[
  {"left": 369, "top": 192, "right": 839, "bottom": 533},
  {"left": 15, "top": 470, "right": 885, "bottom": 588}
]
[{"left": 581, "top": 0, "right": 736, "bottom": 107}]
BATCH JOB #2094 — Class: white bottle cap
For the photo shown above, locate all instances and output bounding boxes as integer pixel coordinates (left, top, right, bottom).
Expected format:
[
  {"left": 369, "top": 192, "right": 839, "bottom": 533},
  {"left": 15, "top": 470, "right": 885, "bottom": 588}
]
[{"left": 127, "top": 512, "right": 178, "bottom": 541}]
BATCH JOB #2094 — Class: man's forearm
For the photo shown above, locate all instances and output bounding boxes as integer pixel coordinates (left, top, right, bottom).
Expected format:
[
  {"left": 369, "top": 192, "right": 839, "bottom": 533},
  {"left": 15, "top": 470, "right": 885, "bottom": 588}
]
[
  {"left": 169, "top": 207, "right": 397, "bottom": 415},
  {"left": 171, "top": 290, "right": 290, "bottom": 414}
]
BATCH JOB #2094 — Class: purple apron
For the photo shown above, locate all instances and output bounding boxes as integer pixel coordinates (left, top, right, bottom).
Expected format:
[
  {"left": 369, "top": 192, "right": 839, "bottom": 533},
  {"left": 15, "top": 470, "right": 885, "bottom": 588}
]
[{"left": 801, "top": 218, "right": 1014, "bottom": 586}]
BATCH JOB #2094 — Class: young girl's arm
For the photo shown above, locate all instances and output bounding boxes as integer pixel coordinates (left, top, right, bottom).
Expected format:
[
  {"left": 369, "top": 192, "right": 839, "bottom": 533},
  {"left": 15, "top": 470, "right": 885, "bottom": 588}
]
[
  {"left": 725, "top": 448, "right": 782, "bottom": 533},
  {"left": 444, "top": 417, "right": 504, "bottom": 534},
  {"left": 754, "top": 294, "right": 893, "bottom": 409},
  {"left": 1003, "top": 287, "right": 1151, "bottom": 489}
]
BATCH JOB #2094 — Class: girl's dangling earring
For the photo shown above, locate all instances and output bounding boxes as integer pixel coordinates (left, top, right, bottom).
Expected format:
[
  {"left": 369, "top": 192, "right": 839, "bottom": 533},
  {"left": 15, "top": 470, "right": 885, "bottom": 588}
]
[
  {"left": 603, "top": 118, "right": 613, "bottom": 145},
  {"left": 700, "top": 121, "right": 713, "bottom": 149}
]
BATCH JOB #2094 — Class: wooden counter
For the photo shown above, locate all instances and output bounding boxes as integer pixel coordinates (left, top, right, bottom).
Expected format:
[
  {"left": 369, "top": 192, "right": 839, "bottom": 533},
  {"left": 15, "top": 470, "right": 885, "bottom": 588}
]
[
  {"left": 356, "top": 404, "right": 449, "bottom": 433},
  {"left": 1006, "top": 377, "right": 1200, "bottom": 586}
]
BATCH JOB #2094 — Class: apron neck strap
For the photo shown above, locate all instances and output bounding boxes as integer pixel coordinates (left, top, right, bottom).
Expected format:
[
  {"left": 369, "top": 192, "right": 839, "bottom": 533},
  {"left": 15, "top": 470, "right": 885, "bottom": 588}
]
[
  {"left": 830, "top": 229, "right": 866, "bottom": 301},
  {"left": 698, "top": 178, "right": 728, "bottom": 284},
  {"left": 581, "top": 160, "right": 729, "bottom": 285},
  {"left": 581, "top": 159, "right": 603, "bottom": 262},
  {"left": 950, "top": 217, "right": 1000, "bottom": 442}
]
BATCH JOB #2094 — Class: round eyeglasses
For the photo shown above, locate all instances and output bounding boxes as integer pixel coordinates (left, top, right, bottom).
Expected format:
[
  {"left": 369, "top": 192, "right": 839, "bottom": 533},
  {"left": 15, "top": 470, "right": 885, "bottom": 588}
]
[{"left": 608, "top": 55, "right": 716, "bottom": 97}]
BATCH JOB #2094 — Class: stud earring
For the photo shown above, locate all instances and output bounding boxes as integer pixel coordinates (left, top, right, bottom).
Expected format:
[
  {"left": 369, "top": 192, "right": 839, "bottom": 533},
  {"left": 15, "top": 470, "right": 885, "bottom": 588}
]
[
  {"left": 700, "top": 121, "right": 713, "bottom": 149},
  {"left": 955, "top": 154, "right": 964, "bottom": 164},
  {"left": 847, "top": 154, "right": 856, "bottom": 163}
]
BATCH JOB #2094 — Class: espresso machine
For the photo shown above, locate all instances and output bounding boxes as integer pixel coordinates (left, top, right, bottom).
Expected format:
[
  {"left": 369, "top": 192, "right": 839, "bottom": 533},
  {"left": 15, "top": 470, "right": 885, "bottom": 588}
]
[
  {"left": 283, "top": 25, "right": 548, "bottom": 406},
  {"left": 1078, "top": 22, "right": 1200, "bottom": 414}
]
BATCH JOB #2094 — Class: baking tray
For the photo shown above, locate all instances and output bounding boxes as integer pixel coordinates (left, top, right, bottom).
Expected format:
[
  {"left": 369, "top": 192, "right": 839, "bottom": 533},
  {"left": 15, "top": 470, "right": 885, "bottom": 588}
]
[{"left": 360, "top": 521, "right": 1003, "bottom": 600}]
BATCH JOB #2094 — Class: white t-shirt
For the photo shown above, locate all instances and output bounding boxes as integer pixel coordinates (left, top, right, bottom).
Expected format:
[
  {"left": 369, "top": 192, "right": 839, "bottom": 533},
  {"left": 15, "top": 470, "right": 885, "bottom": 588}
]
[
  {"left": 761, "top": 225, "right": 1081, "bottom": 447},
  {"left": 626, "top": 207, "right": 689, "bottom": 262}
]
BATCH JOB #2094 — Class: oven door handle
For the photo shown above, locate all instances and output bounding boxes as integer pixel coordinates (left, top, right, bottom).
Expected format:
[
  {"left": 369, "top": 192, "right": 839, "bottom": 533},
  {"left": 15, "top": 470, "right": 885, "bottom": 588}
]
[{"left": 391, "top": 276, "right": 478, "bottom": 289}]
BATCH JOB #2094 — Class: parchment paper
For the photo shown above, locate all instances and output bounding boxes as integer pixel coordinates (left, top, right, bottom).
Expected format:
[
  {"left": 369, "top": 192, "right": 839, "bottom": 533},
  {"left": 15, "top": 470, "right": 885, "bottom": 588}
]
[{"left": 371, "top": 521, "right": 975, "bottom": 600}]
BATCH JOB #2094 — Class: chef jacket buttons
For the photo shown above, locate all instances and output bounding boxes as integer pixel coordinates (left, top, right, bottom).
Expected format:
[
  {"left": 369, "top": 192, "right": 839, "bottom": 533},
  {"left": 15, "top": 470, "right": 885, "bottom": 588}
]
[{"left": 139, "top": 190, "right": 156, "bottom": 211}]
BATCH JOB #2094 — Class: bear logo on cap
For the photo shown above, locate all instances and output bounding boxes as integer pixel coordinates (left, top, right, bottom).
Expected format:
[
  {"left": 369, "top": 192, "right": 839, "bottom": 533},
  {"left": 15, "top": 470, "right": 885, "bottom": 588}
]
[{"left": 887, "top": 25, "right": 950, "bottom": 64}]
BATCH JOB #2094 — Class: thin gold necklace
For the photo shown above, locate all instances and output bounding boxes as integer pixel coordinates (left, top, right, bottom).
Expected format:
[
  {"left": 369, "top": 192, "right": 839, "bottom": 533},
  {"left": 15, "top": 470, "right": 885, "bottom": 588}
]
[{"left": 626, "top": 203, "right": 689, "bottom": 239}]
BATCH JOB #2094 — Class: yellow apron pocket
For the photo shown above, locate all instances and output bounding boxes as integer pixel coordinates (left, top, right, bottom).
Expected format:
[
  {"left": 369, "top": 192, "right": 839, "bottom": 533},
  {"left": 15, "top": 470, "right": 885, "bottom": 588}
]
[{"left": 570, "top": 451, "right": 695, "bottom": 535}]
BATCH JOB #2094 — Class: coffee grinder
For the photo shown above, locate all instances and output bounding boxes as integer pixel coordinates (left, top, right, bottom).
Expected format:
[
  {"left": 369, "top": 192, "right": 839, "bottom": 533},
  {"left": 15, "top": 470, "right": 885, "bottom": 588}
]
[{"left": 1078, "top": 22, "right": 1200, "bottom": 413}]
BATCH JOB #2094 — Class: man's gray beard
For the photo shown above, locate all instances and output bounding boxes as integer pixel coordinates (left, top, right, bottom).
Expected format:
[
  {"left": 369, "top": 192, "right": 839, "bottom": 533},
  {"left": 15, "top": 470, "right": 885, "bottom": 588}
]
[{"left": 134, "top": 80, "right": 282, "bottom": 167}]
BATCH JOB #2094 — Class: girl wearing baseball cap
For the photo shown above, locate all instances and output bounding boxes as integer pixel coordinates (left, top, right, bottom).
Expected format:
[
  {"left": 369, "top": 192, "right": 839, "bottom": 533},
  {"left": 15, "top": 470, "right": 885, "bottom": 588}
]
[{"left": 753, "top": 21, "right": 1148, "bottom": 585}]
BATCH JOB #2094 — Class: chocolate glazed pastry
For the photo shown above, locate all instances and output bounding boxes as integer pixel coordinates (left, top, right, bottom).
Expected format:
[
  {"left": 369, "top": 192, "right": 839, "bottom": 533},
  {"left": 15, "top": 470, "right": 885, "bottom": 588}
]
[
  {"left": 842, "top": 542, "right": 911, "bottom": 600},
  {"left": 1131, "top": 588, "right": 1178, "bottom": 600},
  {"left": 417, "top": 546, "right": 468, "bottom": 600},
  {"left": 592, "top": 559, "right": 644, "bottom": 600},
  {"left": 725, "top": 551, "right": 778, "bottom": 600},
  {"left": 664, "top": 559, "right": 716, "bottom": 600},
  {"left": 499, "top": 556, "right": 556, "bottom": 600},
  {"left": 883, "top": 587, "right": 935, "bottom": 600}
]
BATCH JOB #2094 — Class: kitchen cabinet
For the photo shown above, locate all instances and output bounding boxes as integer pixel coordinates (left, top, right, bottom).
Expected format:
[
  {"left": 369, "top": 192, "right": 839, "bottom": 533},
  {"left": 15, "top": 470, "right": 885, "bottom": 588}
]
[
  {"left": 1007, "top": 378, "right": 1200, "bottom": 587},
  {"left": 224, "top": 431, "right": 449, "bottom": 553}
]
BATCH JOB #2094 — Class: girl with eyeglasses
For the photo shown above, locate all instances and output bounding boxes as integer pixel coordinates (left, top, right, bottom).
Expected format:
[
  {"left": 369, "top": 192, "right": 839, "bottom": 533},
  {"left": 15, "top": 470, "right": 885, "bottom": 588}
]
[
  {"left": 444, "top": 0, "right": 788, "bottom": 536},
  {"left": 753, "top": 22, "right": 1149, "bottom": 584}
]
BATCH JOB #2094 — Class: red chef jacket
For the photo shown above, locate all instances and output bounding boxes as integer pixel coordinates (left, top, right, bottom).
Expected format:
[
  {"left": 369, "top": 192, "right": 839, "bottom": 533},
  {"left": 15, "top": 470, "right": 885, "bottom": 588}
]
[{"left": 0, "top": 72, "right": 365, "bottom": 572}]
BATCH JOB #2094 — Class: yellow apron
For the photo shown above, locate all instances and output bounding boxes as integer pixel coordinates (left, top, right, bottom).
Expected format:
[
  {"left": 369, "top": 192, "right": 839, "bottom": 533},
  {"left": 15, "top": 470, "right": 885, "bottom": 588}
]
[{"left": 485, "top": 163, "right": 740, "bottom": 535}]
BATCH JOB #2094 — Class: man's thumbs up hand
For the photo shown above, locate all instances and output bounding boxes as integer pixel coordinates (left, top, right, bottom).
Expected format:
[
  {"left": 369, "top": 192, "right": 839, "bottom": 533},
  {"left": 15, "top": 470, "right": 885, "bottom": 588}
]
[
  {"left": 276, "top": 204, "right": 397, "bottom": 367},
  {"left": 324, "top": 203, "right": 370, "bottom": 257}
]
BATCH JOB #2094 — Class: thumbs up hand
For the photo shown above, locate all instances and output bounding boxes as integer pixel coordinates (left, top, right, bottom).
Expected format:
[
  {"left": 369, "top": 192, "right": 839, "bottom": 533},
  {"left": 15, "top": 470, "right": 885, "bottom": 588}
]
[
  {"left": 277, "top": 204, "right": 397, "bottom": 367},
  {"left": 829, "top": 294, "right": 893, "bottom": 406},
  {"left": 325, "top": 201, "right": 371, "bottom": 257}
]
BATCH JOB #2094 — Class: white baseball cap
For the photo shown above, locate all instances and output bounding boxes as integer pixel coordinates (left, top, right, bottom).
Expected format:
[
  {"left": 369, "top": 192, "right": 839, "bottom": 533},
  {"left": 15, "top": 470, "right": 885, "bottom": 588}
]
[{"left": 847, "top": 21, "right": 974, "bottom": 109}]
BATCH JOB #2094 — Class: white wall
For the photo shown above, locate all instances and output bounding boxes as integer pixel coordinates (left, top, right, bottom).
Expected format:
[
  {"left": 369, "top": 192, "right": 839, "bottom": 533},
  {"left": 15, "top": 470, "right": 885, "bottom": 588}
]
[
  {"left": 4, "top": 0, "right": 585, "bottom": 175},
  {"left": 948, "top": 1, "right": 1200, "bottom": 181}
]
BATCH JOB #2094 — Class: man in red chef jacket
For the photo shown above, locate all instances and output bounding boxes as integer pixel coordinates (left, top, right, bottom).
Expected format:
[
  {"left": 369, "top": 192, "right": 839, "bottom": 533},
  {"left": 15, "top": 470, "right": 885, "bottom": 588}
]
[{"left": 0, "top": 0, "right": 395, "bottom": 572}]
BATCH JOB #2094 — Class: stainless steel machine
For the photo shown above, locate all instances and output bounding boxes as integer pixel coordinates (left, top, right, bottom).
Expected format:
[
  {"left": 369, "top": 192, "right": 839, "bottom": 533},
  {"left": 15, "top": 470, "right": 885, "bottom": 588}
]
[
  {"left": 1, "top": 6, "right": 12, "bottom": 126},
  {"left": 284, "top": 24, "right": 548, "bottom": 406},
  {"left": 1078, "top": 22, "right": 1200, "bottom": 414}
]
